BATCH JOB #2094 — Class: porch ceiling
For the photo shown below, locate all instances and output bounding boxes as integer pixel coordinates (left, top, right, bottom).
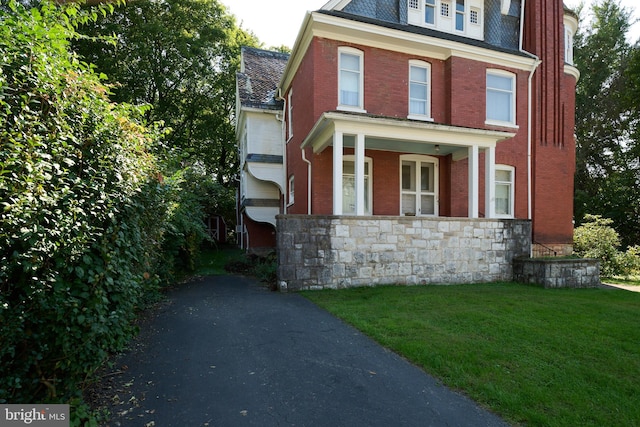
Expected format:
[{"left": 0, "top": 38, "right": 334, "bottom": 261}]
[{"left": 301, "top": 111, "right": 516, "bottom": 159}]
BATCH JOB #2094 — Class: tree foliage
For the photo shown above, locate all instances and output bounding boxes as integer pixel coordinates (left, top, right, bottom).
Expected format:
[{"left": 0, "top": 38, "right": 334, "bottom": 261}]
[
  {"left": 574, "top": 215, "right": 640, "bottom": 276},
  {"left": 0, "top": 0, "right": 169, "bottom": 405},
  {"left": 574, "top": 0, "right": 640, "bottom": 247},
  {"left": 74, "top": 0, "right": 259, "bottom": 183}
]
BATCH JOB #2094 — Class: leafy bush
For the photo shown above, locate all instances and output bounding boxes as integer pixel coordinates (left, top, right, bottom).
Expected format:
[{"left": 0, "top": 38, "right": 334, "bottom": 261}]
[
  {"left": 0, "top": 0, "right": 167, "bottom": 405},
  {"left": 573, "top": 215, "right": 639, "bottom": 277}
]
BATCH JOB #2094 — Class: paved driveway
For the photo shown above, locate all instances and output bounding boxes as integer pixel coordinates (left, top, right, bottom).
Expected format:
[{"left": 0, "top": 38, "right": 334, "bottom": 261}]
[{"left": 104, "top": 275, "right": 509, "bottom": 426}]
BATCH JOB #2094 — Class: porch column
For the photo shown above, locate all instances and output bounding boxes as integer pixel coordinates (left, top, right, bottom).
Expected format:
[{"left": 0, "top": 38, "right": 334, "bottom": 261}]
[
  {"left": 468, "top": 145, "right": 479, "bottom": 218},
  {"left": 355, "top": 133, "right": 365, "bottom": 215},
  {"left": 333, "top": 131, "right": 343, "bottom": 215},
  {"left": 485, "top": 146, "right": 496, "bottom": 219}
]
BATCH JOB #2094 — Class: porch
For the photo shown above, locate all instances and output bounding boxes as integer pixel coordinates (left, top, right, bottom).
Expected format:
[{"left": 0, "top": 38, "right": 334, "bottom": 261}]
[
  {"left": 301, "top": 111, "right": 518, "bottom": 219},
  {"left": 276, "top": 215, "right": 531, "bottom": 291}
]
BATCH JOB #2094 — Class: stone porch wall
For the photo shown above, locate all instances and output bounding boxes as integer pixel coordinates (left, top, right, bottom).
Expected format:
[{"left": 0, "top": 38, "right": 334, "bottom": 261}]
[
  {"left": 513, "top": 257, "right": 601, "bottom": 288},
  {"left": 276, "top": 215, "right": 531, "bottom": 291}
]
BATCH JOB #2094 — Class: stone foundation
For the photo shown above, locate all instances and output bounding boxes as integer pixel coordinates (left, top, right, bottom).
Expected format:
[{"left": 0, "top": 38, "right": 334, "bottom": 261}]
[
  {"left": 513, "top": 257, "right": 601, "bottom": 288},
  {"left": 276, "top": 215, "right": 531, "bottom": 291}
]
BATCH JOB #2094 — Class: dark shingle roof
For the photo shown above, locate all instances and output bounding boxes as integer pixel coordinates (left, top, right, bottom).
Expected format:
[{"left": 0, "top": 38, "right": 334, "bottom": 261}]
[
  {"left": 237, "top": 47, "right": 290, "bottom": 110},
  {"left": 318, "top": 9, "right": 533, "bottom": 58}
]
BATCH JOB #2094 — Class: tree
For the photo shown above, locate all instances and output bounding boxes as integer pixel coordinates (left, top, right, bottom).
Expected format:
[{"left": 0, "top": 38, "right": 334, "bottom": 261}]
[
  {"left": 574, "top": 0, "right": 640, "bottom": 247},
  {"left": 0, "top": 0, "right": 169, "bottom": 405},
  {"left": 75, "top": 0, "right": 259, "bottom": 184}
]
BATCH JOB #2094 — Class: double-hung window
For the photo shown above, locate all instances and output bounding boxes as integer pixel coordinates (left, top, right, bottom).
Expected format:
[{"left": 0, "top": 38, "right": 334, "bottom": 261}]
[
  {"left": 408, "top": 61, "right": 431, "bottom": 120},
  {"left": 486, "top": 70, "right": 516, "bottom": 126},
  {"left": 564, "top": 26, "right": 574, "bottom": 65},
  {"left": 425, "top": 0, "right": 436, "bottom": 25},
  {"left": 338, "top": 48, "right": 364, "bottom": 111},
  {"left": 495, "top": 165, "right": 514, "bottom": 217},
  {"left": 455, "top": 0, "right": 465, "bottom": 31}
]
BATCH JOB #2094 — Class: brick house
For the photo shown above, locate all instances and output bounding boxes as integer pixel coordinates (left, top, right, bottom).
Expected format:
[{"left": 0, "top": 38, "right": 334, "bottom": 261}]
[{"left": 236, "top": 0, "right": 579, "bottom": 290}]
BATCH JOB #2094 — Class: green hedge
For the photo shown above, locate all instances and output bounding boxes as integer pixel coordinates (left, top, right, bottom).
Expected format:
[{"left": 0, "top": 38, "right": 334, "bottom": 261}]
[{"left": 0, "top": 0, "right": 169, "bottom": 403}]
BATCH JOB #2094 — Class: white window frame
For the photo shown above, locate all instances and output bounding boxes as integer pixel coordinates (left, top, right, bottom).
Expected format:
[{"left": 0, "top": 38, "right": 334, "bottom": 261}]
[
  {"left": 455, "top": 0, "right": 465, "bottom": 32},
  {"left": 425, "top": 0, "right": 436, "bottom": 25},
  {"left": 408, "top": 60, "right": 433, "bottom": 121},
  {"left": 338, "top": 47, "right": 365, "bottom": 112},
  {"left": 287, "top": 89, "right": 293, "bottom": 141},
  {"left": 495, "top": 165, "right": 514, "bottom": 218},
  {"left": 440, "top": 1, "right": 450, "bottom": 18},
  {"left": 288, "top": 175, "right": 295, "bottom": 206},
  {"left": 342, "top": 155, "right": 372, "bottom": 215},
  {"left": 399, "top": 154, "right": 439, "bottom": 217},
  {"left": 486, "top": 69, "right": 517, "bottom": 127},
  {"left": 564, "top": 26, "right": 574, "bottom": 65},
  {"left": 470, "top": 7, "right": 480, "bottom": 25}
]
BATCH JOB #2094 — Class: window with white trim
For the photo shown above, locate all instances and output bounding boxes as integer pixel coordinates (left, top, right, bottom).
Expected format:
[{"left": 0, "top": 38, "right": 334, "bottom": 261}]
[
  {"left": 408, "top": 60, "right": 431, "bottom": 119},
  {"left": 342, "top": 156, "right": 372, "bottom": 215},
  {"left": 425, "top": 0, "right": 436, "bottom": 25},
  {"left": 338, "top": 48, "right": 364, "bottom": 110},
  {"left": 564, "top": 26, "right": 574, "bottom": 65},
  {"left": 440, "top": 1, "right": 450, "bottom": 17},
  {"left": 495, "top": 165, "right": 514, "bottom": 217},
  {"left": 455, "top": 0, "right": 465, "bottom": 31},
  {"left": 486, "top": 70, "right": 516, "bottom": 125},
  {"left": 287, "top": 89, "right": 293, "bottom": 141},
  {"left": 288, "top": 175, "right": 295, "bottom": 205},
  {"left": 470, "top": 7, "right": 479, "bottom": 25}
]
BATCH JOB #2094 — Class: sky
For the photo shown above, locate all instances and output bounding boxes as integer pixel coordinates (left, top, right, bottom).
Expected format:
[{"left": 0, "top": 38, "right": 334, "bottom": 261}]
[
  {"left": 222, "top": 0, "right": 639, "bottom": 49},
  {"left": 222, "top": 0, "right": 329, "bottom": 48}
]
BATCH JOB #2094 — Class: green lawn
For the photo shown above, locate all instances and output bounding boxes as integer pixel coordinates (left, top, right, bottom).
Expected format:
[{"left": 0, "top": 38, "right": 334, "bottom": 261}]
[
  {"left": 303, "top": 283, "right": 640, "bottom": 426},
  {"left": 193, "top": 244, "right": 245, "bottom": 276}
]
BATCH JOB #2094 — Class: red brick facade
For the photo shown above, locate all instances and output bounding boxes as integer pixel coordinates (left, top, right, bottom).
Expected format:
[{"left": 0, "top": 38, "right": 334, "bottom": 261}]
[{"left": 278, "top": 1, "right": 577, "bottom": 251}]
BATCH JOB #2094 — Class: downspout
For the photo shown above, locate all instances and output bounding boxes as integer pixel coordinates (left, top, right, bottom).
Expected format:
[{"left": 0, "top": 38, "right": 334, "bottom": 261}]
[{"left": 301, "top": 148, "right": 312, "bottom": 214}]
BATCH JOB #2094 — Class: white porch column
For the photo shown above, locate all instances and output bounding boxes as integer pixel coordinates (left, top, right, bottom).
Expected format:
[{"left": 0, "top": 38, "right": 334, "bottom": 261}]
[
  {"left": 333, "top": 131, "right": 343, "bottom": 215},
  {"left": 485, "top": 146, "right": 496, "bottom": 219},
  {"left": 468, "top": 145, "right": 479, "bottom": 218},
  {"left": 355, "top": 133, "right": 365, "bottom": 215}
]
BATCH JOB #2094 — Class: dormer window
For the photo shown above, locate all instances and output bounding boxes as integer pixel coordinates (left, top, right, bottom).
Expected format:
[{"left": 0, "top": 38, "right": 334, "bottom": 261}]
[
  {"left": 425, "top": 0, "right": 436, "bottom": 25},
  {"left": 407, "top": 0, "right": 484, "bottom": 40},
  {"left": 455, "top": 0, "right": 465, "bottom": 31},
  {"left": 440, "top": 1, "right": 449, "bottom": 18}
]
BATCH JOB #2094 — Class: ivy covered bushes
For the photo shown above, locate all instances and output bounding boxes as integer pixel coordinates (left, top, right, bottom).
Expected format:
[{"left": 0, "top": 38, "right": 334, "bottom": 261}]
[
  {"left": 0, "top": 0, "right": 200, "bottom": 405},
  {"left": 574, "top": 215, "right": 640, "bottom": 277}
]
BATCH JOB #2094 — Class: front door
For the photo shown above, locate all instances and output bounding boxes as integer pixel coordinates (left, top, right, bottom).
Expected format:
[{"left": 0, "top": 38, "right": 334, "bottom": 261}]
[{"left": 401, "top": 155, "right": 438, "bottom": 216}]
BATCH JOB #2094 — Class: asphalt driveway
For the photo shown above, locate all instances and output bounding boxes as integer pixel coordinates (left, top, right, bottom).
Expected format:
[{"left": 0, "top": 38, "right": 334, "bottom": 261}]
[{"left": 102, "top": 275, "right": 509, "bottom": 426}]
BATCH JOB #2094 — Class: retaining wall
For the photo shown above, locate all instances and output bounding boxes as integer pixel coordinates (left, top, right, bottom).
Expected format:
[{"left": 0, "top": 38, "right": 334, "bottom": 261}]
[
  {"left": 513, "top": 257, "right": 601, "bottom": 288},
  {"left": 276, "top": 215, "right": 531, "bottom": 291}
]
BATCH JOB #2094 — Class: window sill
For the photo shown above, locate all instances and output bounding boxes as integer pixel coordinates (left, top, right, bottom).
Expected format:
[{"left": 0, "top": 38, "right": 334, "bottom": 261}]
[
  {"left": 485, "top": 120, "right": 519, "bottom": 130},
  {"left": 337, "top": 105, "right": 367, "bottom": 114},
  {"left": 408, "top": 114, "right": 434, "bottom": 122},
  {"left": 494, "top": 214, "right": 515, "bottom": 219}
]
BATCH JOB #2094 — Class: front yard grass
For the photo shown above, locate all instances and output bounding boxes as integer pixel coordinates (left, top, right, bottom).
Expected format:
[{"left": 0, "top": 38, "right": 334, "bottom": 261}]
[{"left": 303, "top": 283, "right": 640, "bottom": 426}]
